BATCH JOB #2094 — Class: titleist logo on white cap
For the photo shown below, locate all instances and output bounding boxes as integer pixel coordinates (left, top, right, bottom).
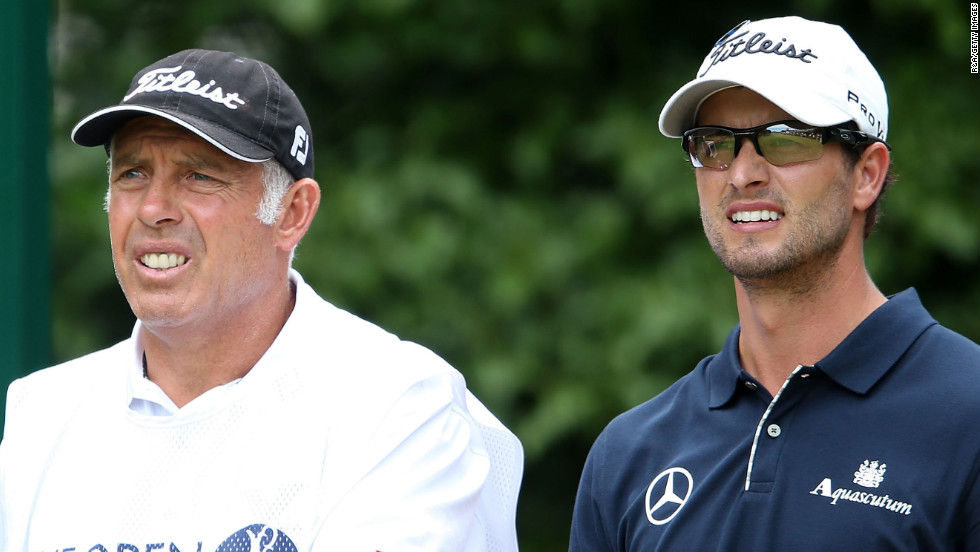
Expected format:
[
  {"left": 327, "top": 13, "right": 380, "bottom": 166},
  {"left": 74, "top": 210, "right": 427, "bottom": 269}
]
[
  {"left": 123, "top": 66, "right": 246, "bottom": 110},
  {"left": 699, "top": 20, "right": 818, "bottom": 78}
]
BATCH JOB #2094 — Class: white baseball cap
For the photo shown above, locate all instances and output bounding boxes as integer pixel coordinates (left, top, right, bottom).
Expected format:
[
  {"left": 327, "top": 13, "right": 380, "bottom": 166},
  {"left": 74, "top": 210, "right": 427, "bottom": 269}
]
[{"left": 658, "top": 16, "right": 888, "bottom": 141}]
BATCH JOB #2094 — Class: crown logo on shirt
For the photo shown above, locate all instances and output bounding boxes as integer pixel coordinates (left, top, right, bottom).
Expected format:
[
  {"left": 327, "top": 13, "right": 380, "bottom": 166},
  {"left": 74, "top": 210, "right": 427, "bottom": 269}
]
[{"left": 853, "top": 459, "right": 887, "bottom": 488}]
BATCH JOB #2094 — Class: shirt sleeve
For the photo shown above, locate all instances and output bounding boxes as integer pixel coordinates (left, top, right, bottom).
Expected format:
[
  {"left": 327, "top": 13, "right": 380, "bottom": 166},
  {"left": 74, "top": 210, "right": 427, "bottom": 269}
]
[
  {"left": 960, "top": 452, "right": 980, "bottom": 552},
  {"left": 0, "top": 378, "right": 29, "bottom": 551},
  {"left": 310, "top": 371, "right": 493, "bottom": 552},
  {"left": 569, "top": 432, "right": 614, "bottom": 552},
  {"left": 0, "top": 381, "right": 15, "bottom": 550}
]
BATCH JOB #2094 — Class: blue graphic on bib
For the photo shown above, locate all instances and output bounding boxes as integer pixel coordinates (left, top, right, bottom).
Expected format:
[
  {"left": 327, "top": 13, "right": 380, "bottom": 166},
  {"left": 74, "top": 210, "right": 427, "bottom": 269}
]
[{"left": 215, "top": 525, "right": 297, "bottom": 552}]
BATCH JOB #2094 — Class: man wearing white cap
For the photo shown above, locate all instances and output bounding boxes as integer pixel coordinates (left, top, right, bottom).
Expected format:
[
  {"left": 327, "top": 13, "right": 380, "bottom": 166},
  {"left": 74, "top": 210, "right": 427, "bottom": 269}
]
[
  {"left": 0, "top": 49, "right": 523, "bottom": 551},
  {"left": 570, "top": 17, "right": 978, "bottom": 551}
]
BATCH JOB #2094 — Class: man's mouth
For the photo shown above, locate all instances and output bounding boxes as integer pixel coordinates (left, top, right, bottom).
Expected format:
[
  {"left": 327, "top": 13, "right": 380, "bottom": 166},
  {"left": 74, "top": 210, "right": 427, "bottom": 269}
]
[
  {"left": 730, "top": 210, "right": 783, "bottom": 223},
  {"left": 140, "top": 253, "right": 188, "bottom": 270}
]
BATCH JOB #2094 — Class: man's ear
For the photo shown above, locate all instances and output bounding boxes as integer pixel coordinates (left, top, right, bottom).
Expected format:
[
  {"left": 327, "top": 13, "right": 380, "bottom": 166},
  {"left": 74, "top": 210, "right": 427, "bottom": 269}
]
[
  {"left": 853, "top": 142, "right": 890, "bottom": 212},
  {"left": 275, "top": 178, "right": 321, "bottom": 251}
]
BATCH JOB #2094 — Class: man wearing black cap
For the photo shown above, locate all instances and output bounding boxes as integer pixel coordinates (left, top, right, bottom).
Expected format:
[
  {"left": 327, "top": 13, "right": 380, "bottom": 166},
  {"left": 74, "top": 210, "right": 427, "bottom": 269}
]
[
  {"left": 0, "top": 49, "right": 522, "bottom": 551},
  {"left": 569, "top": 17, "right": 978, "bottom": 551}
]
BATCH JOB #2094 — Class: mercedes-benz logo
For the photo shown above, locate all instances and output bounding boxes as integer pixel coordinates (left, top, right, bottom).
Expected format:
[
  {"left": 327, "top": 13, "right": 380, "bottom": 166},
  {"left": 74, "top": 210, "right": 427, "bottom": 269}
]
[{"left": 645, "top": 467, "right": 694, "bottom": 525}]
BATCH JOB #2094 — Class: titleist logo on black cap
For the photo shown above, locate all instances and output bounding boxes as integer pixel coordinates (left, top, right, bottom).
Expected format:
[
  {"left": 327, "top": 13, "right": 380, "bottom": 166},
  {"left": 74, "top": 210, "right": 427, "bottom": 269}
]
[{"left": 123, "top": 66, "right": 246, "bottom": 110}]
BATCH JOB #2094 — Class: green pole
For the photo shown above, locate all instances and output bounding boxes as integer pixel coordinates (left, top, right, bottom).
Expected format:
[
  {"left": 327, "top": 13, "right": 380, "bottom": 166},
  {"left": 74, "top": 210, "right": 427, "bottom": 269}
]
[{"left": 0, "top": 0, "right": 51, "bottom": 435}]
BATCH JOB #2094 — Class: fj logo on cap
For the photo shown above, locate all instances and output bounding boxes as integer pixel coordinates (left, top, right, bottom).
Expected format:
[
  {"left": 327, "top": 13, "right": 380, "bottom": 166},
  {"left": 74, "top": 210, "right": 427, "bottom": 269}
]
[
  {"left": 291, "top": 126, "right": 310, "bottom": 165},
  {"left": 124, "top": 65, "right": 247, "bottom": 110}
]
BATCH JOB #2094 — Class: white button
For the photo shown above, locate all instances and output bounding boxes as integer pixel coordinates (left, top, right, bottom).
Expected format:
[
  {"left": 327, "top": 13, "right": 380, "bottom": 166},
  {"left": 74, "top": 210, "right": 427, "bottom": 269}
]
[
  {"left": 744, "top": 381, "right": 759, "bottom": 390},
  {"left": 767, "top": 424, "right": 781, "bottom": 438}
]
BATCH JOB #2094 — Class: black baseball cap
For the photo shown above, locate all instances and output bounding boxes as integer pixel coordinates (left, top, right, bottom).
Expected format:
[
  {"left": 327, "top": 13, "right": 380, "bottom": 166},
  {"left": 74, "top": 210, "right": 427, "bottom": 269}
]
[{"left": 71, "top": 49, "right": 314, "bottom": 181}]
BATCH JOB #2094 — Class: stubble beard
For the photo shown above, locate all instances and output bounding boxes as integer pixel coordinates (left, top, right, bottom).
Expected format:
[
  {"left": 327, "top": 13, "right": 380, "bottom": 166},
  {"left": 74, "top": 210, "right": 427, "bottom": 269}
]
[{"left": 702, "top": 179, "right": 853, "bottom": 297}]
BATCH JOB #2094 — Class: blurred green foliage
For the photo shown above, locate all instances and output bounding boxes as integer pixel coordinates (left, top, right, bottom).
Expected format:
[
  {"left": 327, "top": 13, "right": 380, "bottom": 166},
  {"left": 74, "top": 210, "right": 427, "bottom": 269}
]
[{"left": 49, "top": 0, "right": 978, "bottom": 548}]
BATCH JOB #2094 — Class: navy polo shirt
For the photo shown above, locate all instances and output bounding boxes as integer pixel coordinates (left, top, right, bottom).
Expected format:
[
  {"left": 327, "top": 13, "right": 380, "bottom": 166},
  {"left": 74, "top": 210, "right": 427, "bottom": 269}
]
[{"left": 569, "top": 289, "right": 980, "bottom": 551}]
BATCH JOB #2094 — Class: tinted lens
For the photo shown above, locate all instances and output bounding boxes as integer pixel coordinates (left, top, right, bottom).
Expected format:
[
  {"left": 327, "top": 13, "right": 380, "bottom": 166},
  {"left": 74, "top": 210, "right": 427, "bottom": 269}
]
[
  {"left": 684, "top": 122, "right": 828, "bottom": 169},
  {"left": 687, "top": 129, "right": 735, "bottom": 169},
  {"left": 757, "top": 125, "right": 824, "bottom": 166}
]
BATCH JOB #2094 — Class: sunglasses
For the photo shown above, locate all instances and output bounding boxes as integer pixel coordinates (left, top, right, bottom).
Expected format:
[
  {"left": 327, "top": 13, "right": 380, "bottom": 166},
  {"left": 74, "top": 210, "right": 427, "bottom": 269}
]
[{"left": 682, "top": 120, "right": 889, "bottom": 170}]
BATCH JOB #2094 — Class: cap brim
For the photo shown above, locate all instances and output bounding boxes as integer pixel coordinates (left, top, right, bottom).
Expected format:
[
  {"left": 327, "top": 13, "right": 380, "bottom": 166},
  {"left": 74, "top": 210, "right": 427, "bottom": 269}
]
[
  {"left": 658, "top": 76, "right": 854, "bottom": 138},
  {"left": 71, "top": 105, "right": 274, "bottom": 163}
]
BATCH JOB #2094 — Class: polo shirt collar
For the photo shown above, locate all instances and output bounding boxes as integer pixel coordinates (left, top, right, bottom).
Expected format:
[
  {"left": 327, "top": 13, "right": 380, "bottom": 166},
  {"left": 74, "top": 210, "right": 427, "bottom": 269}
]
[
  {"left": 707, "top": 288, "right": 935, "bottom": 407},
  {"left": 125, "top": 269, "right": 310, "bottom": 417},
  {"left": 707, "top": 324, "right": 745, "bottom": 408},
  {"left": 817, "top": 288, "right": 935, "bottom": 393}
]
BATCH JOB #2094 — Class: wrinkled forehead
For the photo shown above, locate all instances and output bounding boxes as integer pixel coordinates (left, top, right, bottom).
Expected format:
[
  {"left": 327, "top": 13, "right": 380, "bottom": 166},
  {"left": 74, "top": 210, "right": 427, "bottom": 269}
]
[
  {"left": 108, "top": 116, "right": 260, "bottom": 177},
  {"left": 111, "top": 116, "right": 208, "bottom": 147},
  {"left": 110, "top": 116, "right": 228, "bottom": 161}
]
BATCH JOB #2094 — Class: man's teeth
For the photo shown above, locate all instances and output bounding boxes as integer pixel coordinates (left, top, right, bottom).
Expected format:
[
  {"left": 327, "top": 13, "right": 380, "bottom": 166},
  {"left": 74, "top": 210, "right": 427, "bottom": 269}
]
[
  {"left": 731, "top": 210, "right": 783, "bottom": 223},
  {"left": 141, "top": 253, "right": 187, "bottom": 269}
]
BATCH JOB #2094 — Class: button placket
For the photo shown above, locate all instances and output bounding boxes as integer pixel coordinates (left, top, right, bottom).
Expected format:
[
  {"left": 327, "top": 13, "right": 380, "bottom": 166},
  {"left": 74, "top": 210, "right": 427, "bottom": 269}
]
[{"left": 744, "top": 365, "right": 812, "bottom": 492}]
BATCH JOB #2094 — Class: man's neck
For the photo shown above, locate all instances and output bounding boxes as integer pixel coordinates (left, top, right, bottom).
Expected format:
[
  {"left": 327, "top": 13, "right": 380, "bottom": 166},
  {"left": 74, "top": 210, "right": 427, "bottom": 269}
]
[
  {"left": 140, "top": 279, "right": 297, "bottom": 408},
  {"left": 733, "top": 261, "right": 886, "bottom": 397}
]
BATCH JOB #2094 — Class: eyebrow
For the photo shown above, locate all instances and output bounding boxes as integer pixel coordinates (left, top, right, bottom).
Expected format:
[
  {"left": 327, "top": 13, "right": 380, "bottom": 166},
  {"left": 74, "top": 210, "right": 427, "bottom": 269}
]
[
  {"left": 110, "top": 151, "right": 232, "bottom": 174},
  {"left": 109, "top": 150, "right": 142, "bottom": 170},
  {"left": 174, "top": 153, "right": 228, "bottom": 173}
]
